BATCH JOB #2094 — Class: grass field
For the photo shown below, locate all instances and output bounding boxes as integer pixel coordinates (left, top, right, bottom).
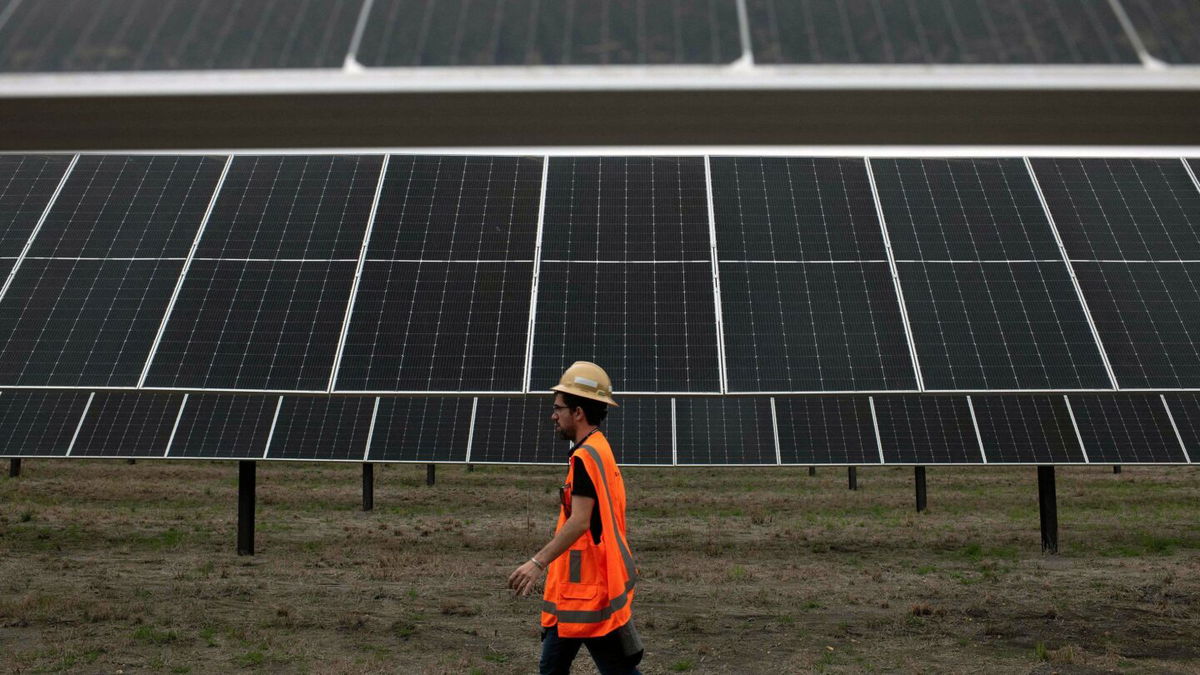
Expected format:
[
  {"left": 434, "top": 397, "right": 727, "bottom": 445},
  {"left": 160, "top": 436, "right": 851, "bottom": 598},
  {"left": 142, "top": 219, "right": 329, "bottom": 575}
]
[{"left": 1, "top": 459, "right": 1198, "bottom": 673}]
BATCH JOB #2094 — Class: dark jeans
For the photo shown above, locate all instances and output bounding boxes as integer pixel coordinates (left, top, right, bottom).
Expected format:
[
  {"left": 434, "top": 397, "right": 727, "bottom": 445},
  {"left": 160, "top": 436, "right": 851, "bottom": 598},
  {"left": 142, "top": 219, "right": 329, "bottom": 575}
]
[{"left": 540, "top": 625, "right": 643, "bottom": 675}]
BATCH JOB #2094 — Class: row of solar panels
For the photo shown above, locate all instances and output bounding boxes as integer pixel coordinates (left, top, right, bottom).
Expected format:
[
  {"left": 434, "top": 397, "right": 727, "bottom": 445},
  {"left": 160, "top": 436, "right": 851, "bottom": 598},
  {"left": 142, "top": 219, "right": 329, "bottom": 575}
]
[
  {"left": 2, "top": 153, "right": 1200, "bottom": 395},
  {"left": 0, "top": 0, "right": 1195, "bottom": 72},
  {"left": 1, "top": 389, "right": 1196, "bottom": 465}
]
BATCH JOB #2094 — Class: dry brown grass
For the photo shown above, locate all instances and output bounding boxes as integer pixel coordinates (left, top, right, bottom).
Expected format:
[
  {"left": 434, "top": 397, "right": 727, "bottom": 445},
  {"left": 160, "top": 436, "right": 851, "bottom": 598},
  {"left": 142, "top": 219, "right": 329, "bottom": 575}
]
[{"left": 1, "top": 459, "right": 1199, "bottom": 673}]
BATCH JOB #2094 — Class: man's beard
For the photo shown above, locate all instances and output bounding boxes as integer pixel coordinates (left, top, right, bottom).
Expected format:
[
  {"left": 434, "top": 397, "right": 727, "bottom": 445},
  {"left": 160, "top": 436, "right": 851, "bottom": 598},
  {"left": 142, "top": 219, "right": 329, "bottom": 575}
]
[{"left": 556, "top": 425, "right": 573, "bottom": 441}]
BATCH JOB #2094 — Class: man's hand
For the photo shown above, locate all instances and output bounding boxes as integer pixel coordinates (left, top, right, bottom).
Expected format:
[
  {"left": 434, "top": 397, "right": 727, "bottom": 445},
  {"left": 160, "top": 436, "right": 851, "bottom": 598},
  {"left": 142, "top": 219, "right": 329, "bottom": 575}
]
[{"left": 507, "top": 559, "right": 543, "bottom": 597}]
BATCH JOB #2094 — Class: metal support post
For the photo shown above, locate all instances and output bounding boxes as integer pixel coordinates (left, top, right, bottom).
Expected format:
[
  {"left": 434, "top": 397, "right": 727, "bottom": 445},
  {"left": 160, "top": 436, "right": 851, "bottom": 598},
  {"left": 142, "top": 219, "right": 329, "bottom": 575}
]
[
  {"left": 127, "top": 458, "right": 136, "bottom": 465},
  {"left": 8, "top": 458, "right": 20, "bottom": 478},
  {"left": 238, "top": 461, "right": 256, "bottom": 556},
  {"left": 426, "top": 464, "right": 436, "bottom": 486},
  {"left": 808, "top": 466, "right": 816, "bottom": 477},
  {"left": 1038, "top": 466, "right": 1058, "bottom": 554},
  {"left": 1113, "top": 465, "right": 1122, "bottom": 474},
  {"left": 362, "top": 463, "right": 374, "bottom": 512},
  {"left": 848, "top": 467, "right": 857, "bottom": 491},
  {"left": 915, "top": 466, "right": 927, "bottom": 512},
  {"left": 467, "top": 464, "right": 474, "bottom": 472}
]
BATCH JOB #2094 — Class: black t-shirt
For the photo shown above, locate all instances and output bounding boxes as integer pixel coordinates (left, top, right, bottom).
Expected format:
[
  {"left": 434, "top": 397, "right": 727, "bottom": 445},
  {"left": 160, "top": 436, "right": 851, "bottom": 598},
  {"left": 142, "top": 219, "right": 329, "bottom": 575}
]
[{"left": 571, "top": 456, "right": 603, "bottom": 545}]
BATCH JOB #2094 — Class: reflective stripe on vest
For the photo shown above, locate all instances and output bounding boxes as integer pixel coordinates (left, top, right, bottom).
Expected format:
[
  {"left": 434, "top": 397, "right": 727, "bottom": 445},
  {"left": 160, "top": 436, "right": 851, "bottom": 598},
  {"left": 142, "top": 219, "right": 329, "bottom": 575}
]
[
  {"left": 581, "top": 444, "right": 638, "bottom": 584},
  {"left": 542, "top": 576, "right": 636, "bottom": 623}
]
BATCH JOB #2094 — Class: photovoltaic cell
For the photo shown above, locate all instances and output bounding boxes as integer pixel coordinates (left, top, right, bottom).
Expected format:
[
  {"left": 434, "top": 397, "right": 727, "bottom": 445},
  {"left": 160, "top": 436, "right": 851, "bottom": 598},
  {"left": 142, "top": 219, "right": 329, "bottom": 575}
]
[
  {"left": 196, "top": 155, "right": 382, "bottom": 260},
  {"left": 1073, "top": 262, "right": 1200, "bottom": 389},
  {"left": 0, "top": 155, "right": 73, "bottom": 257},
  {"left": 541, "top": 157, "right": 712, "bottom": 262},
  {"left": 1121, "top": 0, "right": 1200, "bottom": 64},
  {"left": 720, "top": 262, "right": 916, "bottom": 392},
  {"left": 746, "top": 0, "right": 1137, "bottom": 64},
  {"left": 774, "top": 396, "right": 878, "bottom": 465},
  {"left": 1030, "top": 158, "right": 1200, "bottom": 260},
  {"left": 71, "top": 392, "right": 185, "bottom": 457},
  {"left": 144, "top": 260, "right": 356, "bottom": 390},
  {"left": 365, "top": 155, "right": 543, "bottom": 260},
  {"left": 1067, "top": 394, "right": 1187, "bottom": 464},
  {"left": 0, "top": 390, "right": 92, "bottom": 457},
  {"left": 30, "top": 155, "right": 224, "bottom": 258},
  {"left": 0, "top": 0, "right": 362, "bottom": 72},
  {"left": 873, "top": 395, "right": 982, "bottom": 464},
  {"left": 0, "top": 259, "right": 183, "bottom": 386},
  {"left": 358, "top": 0, "right": 742, "bottom": 66},
  {"left": 1162, "top": 393, "right": 1200, "bottom": 461},
  {"left": 675, "top": 397, "right": 776, "bottom": 464},
  {"left": 367, "top": 397, "right": 472, "bottom": 462},
  {"left": 710, "top": 156, "right": 886, "bottom": 261},
  {"left": 970, "top": 395, "right": 1086, "bottom": 463},
  {"left": 531, "top": 262, "right": 720, "bottom": 392},
  {"left": 336, "top": 261, "right": 532, "bottom": 391},
  {"left": 266, "top": 396, "right": 375, "bottom": 460},
  {"left": 872, "top": 158, "right": 1061, "bottom": 261},
  {"left": 168, "top": 394, "right": 280, "bottom": 459},
  {"left": 600, "top": 397, "right": 672, "bottom": 465},
  {"left": 899, "top": 261, "right": 1110, "bottom": 390},
  {"left": 469, "top": 397, "right": 567, "bottom": 464}
]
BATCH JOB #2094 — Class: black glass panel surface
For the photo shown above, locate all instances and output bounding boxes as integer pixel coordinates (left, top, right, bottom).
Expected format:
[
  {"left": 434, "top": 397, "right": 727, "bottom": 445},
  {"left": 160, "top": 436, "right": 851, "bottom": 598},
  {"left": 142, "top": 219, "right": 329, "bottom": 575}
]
[
  {"left": 720, "top": 262, "right": 916, "bottom": 392},
  {"left": 1122, "top": 0, "right": 1200, "bottom": 64},
  {"left": 0, "top": 155, "right": 73, "bottom": 257},
  {"left": 0, "top": 259, "right": 183, "bottom": 387},
  {"left": 1030, "top": 158, "right": 1200, "bottom": 260},
  {"left": 711, "top": 156, "right": 886, "bottom": 261},
  {"left": 541, "top": 157, "right": 712, "bottom": 262},
  {"left": 72, "top": 392, "right": 185, "bottom": 457},
  {"left": 196, "top": 155, "right": 383, "bottom": 260},
  {"left": 144, "top": 260, "right": 355, "bottom": 390},
  {"left": 873, "top": 158, "right": 1060, "bottom": 261},
  {"left": 900, "top": 261, "right": 1110, "bottom": 390},
  {"left": 366, "top": 155, "right": 542, "bottom": 261},
  {"left": 469, "top": 397, "right": 568, "bottom": 464},
  {"left": 1074, "top": 262, "right": 1200, "bottom": 389},
  {"left": 747, "top": 0, "right": 1137, "bottom": 64},
  {"left": 358, "top": 0, "right": 742, "bottom": 66},
  {"left": 169, "top": 394, "right": 280, "bottom": 459},
  {"left": 1068, "top": 394, "right": 1187, "bottom": 464},
  {"left": 675, "top": 397, "right": 776, "bottom": 464},
  {"left": 971, "top": 395, "right": 1086, "bottom": 463},
  {"left": 336, "top": 261, "right": 532, "bottom": 392},
  {"left": 368, "top": 397, "right": 472, "bottom": 462},
  {"left": 0, "top": 0, "right": 362, "bottom": 71},
  {"left": 531, "top": 262, "right": 720, "bottom": 393},
  {"left": 0, "top": 390, "right": 92, "bottom": 457},
  {"left": 601, "top": 397, "right": 673, "bottom": 465},
  {"left": 30, "top": 155, "right": 223, "bottom": 258},
  {"left": 266, "top": 396, "right": 375, "bottom": 461},
  {"left": 874, "top": 395, "right": 982, "bottom": 464},
  {"left": 1163, "top": 393, "right": 1200, "bottom": 462},
  {"left": 775, "top": 396, "right": 878, "bottom": 465}
]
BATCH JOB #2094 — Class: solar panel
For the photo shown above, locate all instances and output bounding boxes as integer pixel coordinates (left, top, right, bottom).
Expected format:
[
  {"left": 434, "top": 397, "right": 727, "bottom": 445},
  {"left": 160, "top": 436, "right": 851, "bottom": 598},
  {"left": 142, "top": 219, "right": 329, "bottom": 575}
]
[
  {"left": 71, "top": 391, "right": 185, "bottom": 457},
  {"left": 1073, "top": 262, "right": 1200, "bottom": 389},
  {"left": 1121, "top": 0, "right": 1200, "bottom": 64},
  {"left": 873, "top": 395, "right": 983, "bottom": 464},
  {"left": 469, "top": 397, "right": 567, "bottom": 464},
  {"left": 0, "top": 390, "right": 92, "bottom": 457},
  {"left": 746, "top": 0, "right": 1138, "bottom": 64},
  {"left": 168, "top": 394, "right": 281, "bottom": 459},
  {"left": 357, "top": 0, "right": 742, "bottom": 66},
  {"left": 674, "top": 397, "right": 776, "bottom": 465},
  {"left": 1162, "top": 393, "right": 1200, "bottom": 461},
  {"left": 599, "top": 397, "right": 673, "bottom": 465},
  {"left": 1067, "top": 394, "right": 1188, "bottom": 464},
  {"left": 367, "top": 397, "right": 472, "bottom": 462},
  {"left": 1030, "top": 158, "right": 1200, "bottom": 261},
  {"left": 0, "top": 155, "right": 73, "bottom": 256},
  {"left": 530, "top": 261, "right": 720, "bottom": 393},
  {"left": 970, "top": 395, "right": 1086, "bottom": 463},
  {"left": 899, "top": 261, "right": 1111, "bottom": 391},
  {"left": 774, "top": 396, "right": 878, "bottom": 465},
  {"left": 0, "top": 0, "right": 362, "bottom": 72},
  {"left": 266, "top": 396, "right": 376, "bottom": 461}
]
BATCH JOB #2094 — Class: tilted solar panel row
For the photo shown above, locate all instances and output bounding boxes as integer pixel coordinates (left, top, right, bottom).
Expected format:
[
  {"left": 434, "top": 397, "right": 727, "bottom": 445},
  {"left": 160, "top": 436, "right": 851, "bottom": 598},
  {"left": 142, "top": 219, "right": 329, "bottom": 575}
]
[
  {"left": 0, "top": 0, "right": 1196, "bottom": 71},
  {"left": 0, "top": 390, "right": 1194, "bottom": 465},
  {"left": 2, "top": 154, "right": 1199, "bottom": 395}
]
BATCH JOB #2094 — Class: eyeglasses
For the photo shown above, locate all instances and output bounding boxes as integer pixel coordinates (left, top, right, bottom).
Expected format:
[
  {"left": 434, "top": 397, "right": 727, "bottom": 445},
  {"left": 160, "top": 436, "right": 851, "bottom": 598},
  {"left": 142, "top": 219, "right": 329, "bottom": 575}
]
[{"left": 551, "top": 405, "right": 571, "bottom": 413}]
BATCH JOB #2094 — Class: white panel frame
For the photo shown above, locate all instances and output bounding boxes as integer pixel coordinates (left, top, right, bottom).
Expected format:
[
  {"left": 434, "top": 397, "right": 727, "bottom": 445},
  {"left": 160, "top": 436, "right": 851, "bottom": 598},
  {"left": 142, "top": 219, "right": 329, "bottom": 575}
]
[
  {"left": 522, "top": 156, "right": 550, "bottom": 393},
  {"left": 703, "top": 156, "right": 730, "bottom": 393},
  {"left": 0, "top": 153, "right": 79, "bottom": 305},
  {"left": 1160, "top": 394, "right": 1194, "bottom": 463}
]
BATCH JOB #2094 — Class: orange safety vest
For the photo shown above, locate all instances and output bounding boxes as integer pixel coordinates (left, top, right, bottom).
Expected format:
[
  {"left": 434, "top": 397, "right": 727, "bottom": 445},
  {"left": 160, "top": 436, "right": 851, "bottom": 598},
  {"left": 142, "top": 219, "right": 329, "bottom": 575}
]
[{"left": 541, "top": 431, "right": 638, "bottom": 638}]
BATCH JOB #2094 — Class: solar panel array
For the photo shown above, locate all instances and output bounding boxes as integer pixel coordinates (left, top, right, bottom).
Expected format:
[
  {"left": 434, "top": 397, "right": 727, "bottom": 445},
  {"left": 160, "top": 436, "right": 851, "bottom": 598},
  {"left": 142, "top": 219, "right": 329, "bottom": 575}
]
[
  {"left": 0, "top": 0, "right": 1197, "bottom": 72},
  {"left": 0, "top": 390, "right": 1192, "bottom": 465}
]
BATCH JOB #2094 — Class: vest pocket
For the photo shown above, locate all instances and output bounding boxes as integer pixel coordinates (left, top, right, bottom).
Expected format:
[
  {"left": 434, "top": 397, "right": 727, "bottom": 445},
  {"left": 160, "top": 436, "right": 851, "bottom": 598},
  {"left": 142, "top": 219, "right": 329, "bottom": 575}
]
[{"left": 559, "top": 582, "right": 600, "bottom": 601}]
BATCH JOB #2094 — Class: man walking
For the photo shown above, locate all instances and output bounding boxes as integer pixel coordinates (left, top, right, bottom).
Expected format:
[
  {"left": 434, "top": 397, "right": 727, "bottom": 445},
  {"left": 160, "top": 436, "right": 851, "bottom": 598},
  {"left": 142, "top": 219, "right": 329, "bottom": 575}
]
[{"left": 508, "top": 361, "right": 643, "bottom": 674}]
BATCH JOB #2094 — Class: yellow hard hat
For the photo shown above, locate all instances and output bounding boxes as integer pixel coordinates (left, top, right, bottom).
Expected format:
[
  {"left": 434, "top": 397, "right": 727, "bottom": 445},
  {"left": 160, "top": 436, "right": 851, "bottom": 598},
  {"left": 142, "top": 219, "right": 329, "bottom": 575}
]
[{"left": 551, "top": 361, "right": 618, "bottom": 407}]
